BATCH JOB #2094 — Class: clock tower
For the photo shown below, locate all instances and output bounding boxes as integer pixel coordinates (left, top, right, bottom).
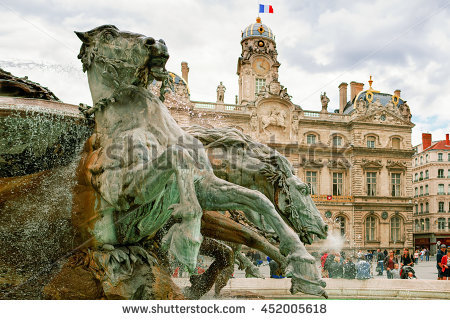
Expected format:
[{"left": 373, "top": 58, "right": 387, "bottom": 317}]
[{"left": 237, "top": 17, "right": 280, "bottom": 104}]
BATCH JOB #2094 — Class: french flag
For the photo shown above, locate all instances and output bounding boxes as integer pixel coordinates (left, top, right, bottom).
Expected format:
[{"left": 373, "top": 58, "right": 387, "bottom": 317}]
[{"left": 259, "top": 4, "right": 274, "bottom": 13}]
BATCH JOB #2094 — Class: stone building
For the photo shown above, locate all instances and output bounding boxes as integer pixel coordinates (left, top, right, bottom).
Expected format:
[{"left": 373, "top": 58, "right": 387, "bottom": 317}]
[
  {"left": 158, "top": 17, "right": 415, "bottom": 253},
  {"left": 412, "top": 133, "right": 450, "bottom": 254}
]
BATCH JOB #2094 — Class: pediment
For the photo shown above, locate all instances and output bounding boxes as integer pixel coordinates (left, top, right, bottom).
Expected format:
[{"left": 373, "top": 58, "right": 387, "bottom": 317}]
[
  {"left": 300, "top": 158, "right": 324, "bottom": 168},
  {"left": 386, "top": 160, "right": 407, "bottom": 170},
  {"left": 354, "top": 109, "right": 410, "bottom": 125},
  {"left": 327, "top": 159, "right": 351, "bottom": 169},
  {"left": 360, "top": 159, "right": 383, "bottom": 170}
]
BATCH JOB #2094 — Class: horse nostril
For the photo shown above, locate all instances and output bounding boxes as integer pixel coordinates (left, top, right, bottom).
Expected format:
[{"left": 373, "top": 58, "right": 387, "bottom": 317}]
[{"left": 144, "top": 37, "right": 155, "bottom": 46}]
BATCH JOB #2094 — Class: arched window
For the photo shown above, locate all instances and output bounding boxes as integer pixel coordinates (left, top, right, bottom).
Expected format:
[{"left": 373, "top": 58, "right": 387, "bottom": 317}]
[
  {"left": 415, "top": 204, "right": 418, "bottom": 214},
  {"left": 365, "top": 216, "right": 377, "bottom": 241},
  {"left": 336, "top": 216, "right": 346, "bottom": 236},
  {"left": 307, "top": 134, "right": 316, "bottom": 145},
  {"left": 414, "top": 173, "right": 418, "bottom": 182},
  {"left": 419, "top": 172, "right": 423, "bottom": 180},
  {"left": 420, "top": 203, "right": 423, "bottom": 213},
  {"left": 390, "top": 216, "right": 401, "bottom": 242},
  {"left": 426, "top": 154, "right": 429, "bottom": 162},
  {"left": 414, "top": 219, "right": 419, "bottom": 232},
  {"left": 425, "top": 170, "right": 429, "bottom": 179},
  {"left": 392, "top": 137, "right": 401, "bottom": 149},
  {"left": 414, "top": 187, "right": 418, "bottom": 197},
  {"left": 425, "top": 202, "right": 429, "bottom": 213},
  {"left": 420, "top": 218, "right": 424, "bottom": 231},
  {"left": 420, "top": 156, "right": 423, "bottom": 164},
  {"left": 419, "top": 186, "right": 423, "bottom": 196},
  {"left": 332, "top": 135, "right": 343, "bottom": 147},
  {"left": 425, "top": 185, "right": 428, "bottom": 195},
  {"left": 425, "top": 218, "right": 430, "bottom": 231}
]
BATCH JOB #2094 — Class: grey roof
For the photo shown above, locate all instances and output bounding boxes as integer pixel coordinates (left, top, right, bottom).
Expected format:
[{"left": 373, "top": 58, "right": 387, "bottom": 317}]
[
  {"left": 242, "top": 22, "right": 275, "bottom": 41},
  {"left": 343, "top": 91, "right": 405, "bottom": 114}
]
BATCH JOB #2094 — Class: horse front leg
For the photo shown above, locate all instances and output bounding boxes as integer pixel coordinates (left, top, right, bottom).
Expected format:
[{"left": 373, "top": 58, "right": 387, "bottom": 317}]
[{"left": 196, "top": 176, "right": 327, "bottom": 298}]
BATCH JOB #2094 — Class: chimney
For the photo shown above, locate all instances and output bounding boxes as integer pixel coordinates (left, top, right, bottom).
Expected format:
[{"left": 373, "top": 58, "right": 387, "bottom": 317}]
[
  {"left": 338, "top": 82, "right": 348, "bottom": 114},
  {"left": 394, "top": 89, "right": 401, "bottom": 97},
  {"left": 350, "top": 81, "right": 364, "bottom": 101},
  {"left": 181, "top": 61, "right": 189, "bottom": 84},
  {"left": 422, "top": 133, "right": 432, "bottom": 150},
  {"left": 446, "top": 134, "right": 449, "bottom": 145}
]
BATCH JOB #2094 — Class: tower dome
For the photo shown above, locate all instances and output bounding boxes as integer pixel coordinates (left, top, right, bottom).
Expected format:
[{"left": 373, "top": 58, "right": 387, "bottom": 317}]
[{"left": 241, "top": 17, "right": 275, "bottom": 42}]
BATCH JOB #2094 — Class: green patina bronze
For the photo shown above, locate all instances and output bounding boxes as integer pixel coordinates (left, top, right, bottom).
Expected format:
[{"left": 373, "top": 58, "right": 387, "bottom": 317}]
[{"left": 72, "top": 25, "right": 327, "bottom": 299}]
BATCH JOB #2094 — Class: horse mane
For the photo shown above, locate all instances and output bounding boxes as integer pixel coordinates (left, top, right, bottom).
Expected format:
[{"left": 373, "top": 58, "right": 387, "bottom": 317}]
[{"left": 185, "top": 126, "right": 294, "bottom": 187}]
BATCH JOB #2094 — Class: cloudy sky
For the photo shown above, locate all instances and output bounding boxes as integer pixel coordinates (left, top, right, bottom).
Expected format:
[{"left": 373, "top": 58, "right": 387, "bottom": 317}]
[{"left": 1, "top": 0, "right": 449, "bottom": 145}]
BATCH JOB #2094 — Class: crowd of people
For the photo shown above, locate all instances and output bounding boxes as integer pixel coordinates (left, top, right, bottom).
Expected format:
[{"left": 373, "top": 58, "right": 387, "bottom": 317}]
[
  {"left": 172, "top": 244, "right": 449, "bottom": 280},
  {"left": 319, "top": 247, "right": 424, "bottom": 280}
]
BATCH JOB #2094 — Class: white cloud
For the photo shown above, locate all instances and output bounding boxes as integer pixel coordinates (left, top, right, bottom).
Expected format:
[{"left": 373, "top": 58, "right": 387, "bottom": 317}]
[{"left": 1, "top": 0, "right": 449, "bottom": 145}]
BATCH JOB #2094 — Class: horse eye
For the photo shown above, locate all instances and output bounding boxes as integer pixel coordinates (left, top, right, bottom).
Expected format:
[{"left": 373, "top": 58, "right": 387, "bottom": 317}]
[{"left": 103, "top": 32, "right": 113, "bottom": 41}]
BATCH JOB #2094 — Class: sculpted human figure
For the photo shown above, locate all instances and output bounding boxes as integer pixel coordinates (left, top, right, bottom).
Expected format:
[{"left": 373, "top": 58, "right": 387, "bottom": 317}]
[
  {"left": 400, "top": 102, "right": 412, "bottom": 121},
  {"left": 320, "top": 92, "right": 329, "bottom": 113},
  {"left": 70, "top": 25, "right": 327, "bottom": 299},
  {"left": 356, "top": 97, "right": 366, "bottom": 112},
  {"left": 250, "top": 111, "right": 258, "bottom": 132},
  {"left": 216, "top": 81, "right": 226, "bottom": 103}
]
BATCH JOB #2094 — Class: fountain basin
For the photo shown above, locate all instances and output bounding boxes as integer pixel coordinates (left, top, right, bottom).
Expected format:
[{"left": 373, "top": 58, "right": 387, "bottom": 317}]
[
  {"left": 0, "top": 97, "right": 91, "bottom": 178},
  {"left": 173, "top": 278, "right": 450, "bottom": 300}
]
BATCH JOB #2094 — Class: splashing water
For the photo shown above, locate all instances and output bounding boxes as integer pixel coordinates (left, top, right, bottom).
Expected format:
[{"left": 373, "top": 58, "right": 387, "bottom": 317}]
[{"left": 321, "top": 229, "right": 346, "bottom": 255}]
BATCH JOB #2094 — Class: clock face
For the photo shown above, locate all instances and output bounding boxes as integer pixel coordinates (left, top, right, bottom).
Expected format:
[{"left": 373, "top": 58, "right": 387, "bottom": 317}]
[{"left": 252, "top": 57, "right": 270, "bottom": 76}]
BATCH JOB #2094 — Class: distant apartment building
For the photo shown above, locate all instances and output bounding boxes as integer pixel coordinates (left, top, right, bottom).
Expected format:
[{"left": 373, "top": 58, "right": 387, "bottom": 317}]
[{"left": 412, "top": 133, "right": 450, "bottom": 254}]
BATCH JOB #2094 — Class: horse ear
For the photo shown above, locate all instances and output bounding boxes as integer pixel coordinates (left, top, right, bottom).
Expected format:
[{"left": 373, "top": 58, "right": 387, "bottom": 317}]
[{"left": 75, "top": 31, "right": 89, "bottom": 43}]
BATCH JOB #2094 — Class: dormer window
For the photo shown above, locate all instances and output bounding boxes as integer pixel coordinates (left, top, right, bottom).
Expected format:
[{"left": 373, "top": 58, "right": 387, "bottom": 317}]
[
  {"left": 367, "top": 136, "right": 376, "bottom": 148},
  {"left": 392, "top": 137, "right": 400, "bottom": 149}
]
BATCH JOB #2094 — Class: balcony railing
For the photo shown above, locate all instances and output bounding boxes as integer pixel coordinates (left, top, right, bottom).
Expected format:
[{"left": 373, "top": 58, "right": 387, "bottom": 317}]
[
  {"left": 192, "top": 101, "right": 247, "bottom": 113},
  {"left": 300, "top": 111, "right": 350, "bottom": 122}
]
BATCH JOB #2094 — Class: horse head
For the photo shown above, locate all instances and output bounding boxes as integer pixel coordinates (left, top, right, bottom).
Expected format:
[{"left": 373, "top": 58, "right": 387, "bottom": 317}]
[
  {"left": 260, "top": 156, "right": 328, "bottom": 244},
  {"left": 75, "top": 25, "right": 171, "bottom": 105}
]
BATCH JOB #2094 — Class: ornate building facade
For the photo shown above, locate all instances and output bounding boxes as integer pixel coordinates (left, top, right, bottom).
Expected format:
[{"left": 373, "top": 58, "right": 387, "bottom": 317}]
[
  {"left": 158, "top": 17, "right": 415, "bottom": 252},
  {"left": 412, "top": 133, "right": 450, "bottom": 254}
]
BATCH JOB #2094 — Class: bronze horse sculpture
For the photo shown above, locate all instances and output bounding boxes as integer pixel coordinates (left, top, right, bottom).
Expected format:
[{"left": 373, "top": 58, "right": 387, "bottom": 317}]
[
  {"left": 181, "top": 126, "right": 328, "bottom": 298},
  {"left": 67, "top": 25, "right": 327, "bottom": 299}
]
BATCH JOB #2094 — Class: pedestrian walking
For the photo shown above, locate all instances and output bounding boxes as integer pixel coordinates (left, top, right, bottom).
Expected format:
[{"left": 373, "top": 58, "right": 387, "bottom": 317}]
[
  {"left": 328, "top": 255, "right": 343, "bottom": 279},
  {"left": 440, "top": 249, "right": 450, "bottom": 280},
  {"left": 343, "top": 257, "right": 356, "bottom": 279},
  {"left": 356, "top": 259, "right": 371, "bottom": 280},
  {"left": 320, "top": 252, "right": 329, "bottom": 278},
  {"left": 414, "top": 250, "right": 419, "bottom": 264},
  {"left": 425, "top": 248, "right": 430, "bottom": 261},
  {"left": 400, "top": 248, "right": 414, "bottom": 267},
  {"left": 357, "top": 250, "right": 363, "bottom": 260},
  {"left": 376, "top": 249, "right": 385, "bottom": 275},
  {"left": 384, "top": 250, "right": 399, "bottom": 279},
  {"left": 437, "top": 244, "right": 447, "bottom": 280}
]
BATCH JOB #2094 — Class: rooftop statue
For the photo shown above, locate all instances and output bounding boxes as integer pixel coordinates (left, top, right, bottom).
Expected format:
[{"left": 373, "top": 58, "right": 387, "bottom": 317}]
[
  {"left": 320, "top": 92, "right": 329, "bottom": 113},
  {"left": 47, "top": 25, "right": 328, "bottom": 299}
]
